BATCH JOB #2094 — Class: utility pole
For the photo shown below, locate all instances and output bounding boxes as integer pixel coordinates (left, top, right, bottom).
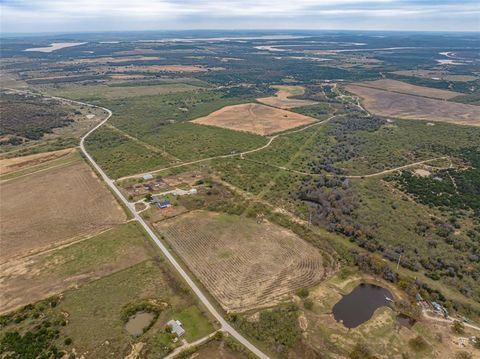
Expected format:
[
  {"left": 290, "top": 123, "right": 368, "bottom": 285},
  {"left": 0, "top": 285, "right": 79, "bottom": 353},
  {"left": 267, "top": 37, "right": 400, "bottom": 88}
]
[{"left": 396, "top": 253, "right": 402, "bottom": 270}]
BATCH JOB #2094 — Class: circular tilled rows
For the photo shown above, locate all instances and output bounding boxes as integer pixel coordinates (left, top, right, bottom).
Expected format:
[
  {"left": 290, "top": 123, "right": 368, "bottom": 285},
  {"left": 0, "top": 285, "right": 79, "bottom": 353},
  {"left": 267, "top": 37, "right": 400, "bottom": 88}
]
[{"left": 158, "top": 211, "right": 326, "bottom": 312}]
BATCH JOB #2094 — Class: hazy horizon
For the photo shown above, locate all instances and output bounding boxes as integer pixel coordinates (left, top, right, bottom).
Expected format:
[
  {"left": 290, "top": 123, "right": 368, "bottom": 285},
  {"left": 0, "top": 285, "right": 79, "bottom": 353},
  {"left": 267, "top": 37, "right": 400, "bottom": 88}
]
[{"left": 1, "top": 0, "right": 479, "bottom": 34}]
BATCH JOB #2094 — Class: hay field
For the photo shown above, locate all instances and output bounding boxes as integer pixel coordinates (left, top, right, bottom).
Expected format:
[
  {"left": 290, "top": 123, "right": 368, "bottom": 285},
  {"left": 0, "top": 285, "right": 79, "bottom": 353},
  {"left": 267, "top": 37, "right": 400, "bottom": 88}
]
[
  {"left": 257, "top": 85, "right": 318, "bottom": 109},
  {"left": 355, "top": 79, "right": 461, "bottom": 99},
  {"left": 0, "top": 153, "right": 125, "bottom": 261},
  {"left": 191, "top": 103, "right": 316, "bottom": 135},
  {"left": 346, "top": 84, "right": 480, "bottom": 126},
  {"left": 156, "top": 211, "right": 326, "bottom": 312}
]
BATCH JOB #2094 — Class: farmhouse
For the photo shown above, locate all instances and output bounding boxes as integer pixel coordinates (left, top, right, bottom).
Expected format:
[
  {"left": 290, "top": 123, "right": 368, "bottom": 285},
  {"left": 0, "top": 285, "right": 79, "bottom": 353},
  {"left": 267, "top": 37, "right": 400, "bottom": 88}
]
[
  {"left": 167, "top": 319, "right": 185, "bottom": 337},
  {"left": 152, "top": 196, "right": 171, "bottom": 209}
]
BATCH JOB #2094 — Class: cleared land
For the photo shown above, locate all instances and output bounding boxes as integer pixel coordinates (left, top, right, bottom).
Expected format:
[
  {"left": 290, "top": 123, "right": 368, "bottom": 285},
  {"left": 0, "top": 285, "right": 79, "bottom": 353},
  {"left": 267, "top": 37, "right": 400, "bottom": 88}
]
[
  {"left": 0, "top": 153, "right": 125, "bottom": 260},
  {"left": 257, "top": 85, "right": 318, "bottom": 109},
  {"left": 0, "top": 222, "right": 152, "bottom": 313},
  {"left": 24, "top": 42, "right": 86, "bottom": 52},
  {"left": 392, "top": 70, "right": 479, "bottom": 82},
  {"left": 191, "top": 103, "right": 317, "bottom": 135},
  {"left": 156, "top": 211, "right": 326, "bottom": 312},
  {"left": 354, "top": 79, "right": 462, "bottom": 99},
  {"left": 0, "top": 148, "right": 74, "bottom": 174},
  {"left": 345, "top": 84, "right": 480, "bottom": 126}
]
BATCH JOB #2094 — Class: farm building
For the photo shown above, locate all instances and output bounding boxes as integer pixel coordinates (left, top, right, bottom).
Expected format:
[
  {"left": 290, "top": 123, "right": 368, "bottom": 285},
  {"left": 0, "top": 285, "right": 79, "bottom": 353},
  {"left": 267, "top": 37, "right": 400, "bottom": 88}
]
[{"left": 167, "top": 319, "right": 185, "bottom": 337}]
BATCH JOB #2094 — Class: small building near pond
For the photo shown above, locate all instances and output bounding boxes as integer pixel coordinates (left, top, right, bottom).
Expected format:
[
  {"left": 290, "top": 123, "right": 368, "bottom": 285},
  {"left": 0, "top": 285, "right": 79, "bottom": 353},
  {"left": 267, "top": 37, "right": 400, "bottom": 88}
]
[{"left": 167, "top": 319, "right": 185, "bottom": 337}]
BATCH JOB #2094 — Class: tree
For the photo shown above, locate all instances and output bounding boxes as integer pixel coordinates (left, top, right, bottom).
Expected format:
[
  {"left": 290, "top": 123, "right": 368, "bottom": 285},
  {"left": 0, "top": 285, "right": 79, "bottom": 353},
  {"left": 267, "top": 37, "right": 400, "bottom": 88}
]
[{"left": 145, "top": 193, "right": 153, "bottom": 202}]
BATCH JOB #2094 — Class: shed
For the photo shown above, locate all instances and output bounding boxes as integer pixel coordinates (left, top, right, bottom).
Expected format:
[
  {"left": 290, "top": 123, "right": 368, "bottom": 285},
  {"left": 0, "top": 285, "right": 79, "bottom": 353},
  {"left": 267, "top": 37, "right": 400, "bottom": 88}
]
[
  {"left": 143, "top": 173, "right": 153, "bottom": 181},
  {"left": 167, "top": 319, "right": 185, "bottom": 337}
]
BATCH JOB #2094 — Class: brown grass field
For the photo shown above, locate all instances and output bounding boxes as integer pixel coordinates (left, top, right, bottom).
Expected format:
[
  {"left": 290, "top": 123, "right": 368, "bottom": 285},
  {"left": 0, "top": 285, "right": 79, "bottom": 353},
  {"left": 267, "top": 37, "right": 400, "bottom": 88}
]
[
  {"left": 257, "top": 85, "right": 318, "bottom": 109},
  {"left": 156, "top": 211, "right": 326, "bottom": 312},
  {"left": 346, "top": 84, "right": 480, "bottom": 126},
  {"left": 191, "top": 103, "right": 317, "bottom": 135},
  {"left": 0, "top": 148, "right": 74, "bottom": 174},
  {"left": 0, "top": 153, "right": 126, "bottom": 261},
  {"left": 355, "top": 79, "right": 461, "bottom": 99},
  {"left": 0, "top": 223, "right": 152, "bottom": 313}
]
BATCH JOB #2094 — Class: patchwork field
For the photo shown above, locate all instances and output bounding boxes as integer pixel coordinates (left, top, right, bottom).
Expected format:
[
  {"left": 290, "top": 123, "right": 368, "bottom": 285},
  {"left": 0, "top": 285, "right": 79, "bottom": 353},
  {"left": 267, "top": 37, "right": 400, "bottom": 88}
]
[
  {"left": 257, "top": 85, "right": 318, "bottom": 109},
  {"left": 156, "top": 211, "right": 326, "bottom": 312},
  {"left": 345, "top": 84, "right": 480, "bottom": 126},
  {"left": 191, "top": 103, "right": 317, "bottom": 135},
  {"left": 0, "top": 152, "right": 126, "bottom": 260},
  {"left": 355, "top": 79, "right": 462, "bottom": 99}
]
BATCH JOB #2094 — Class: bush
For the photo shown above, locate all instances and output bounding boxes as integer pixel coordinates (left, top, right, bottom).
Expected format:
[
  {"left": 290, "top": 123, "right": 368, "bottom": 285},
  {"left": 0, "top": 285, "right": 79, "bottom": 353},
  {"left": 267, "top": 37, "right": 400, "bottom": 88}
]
[
  {"left": 303, "top": 298, "right": 314, "bottom": 310},
  {"left": 64, "top": 338, "right": 72, "bottom": 345},
  {"left": 296, "top": 288, "right": 310, "bottom": 298},
  {"left": 349, "top": 342, "right": 373, "bottom": 359},
  {"left": 408, "top": 336, "right": 428, "bottom": 352},
  {"left": 451, "top": 320, "right": 465, "bottom": 334}
]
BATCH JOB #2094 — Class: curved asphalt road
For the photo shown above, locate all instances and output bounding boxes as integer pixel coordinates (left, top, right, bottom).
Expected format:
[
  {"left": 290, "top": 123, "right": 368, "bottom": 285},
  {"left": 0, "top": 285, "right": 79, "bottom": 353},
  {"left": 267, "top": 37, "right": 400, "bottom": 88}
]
[{"left": 69, "top": 100, "right": 270, "bottom": 359}]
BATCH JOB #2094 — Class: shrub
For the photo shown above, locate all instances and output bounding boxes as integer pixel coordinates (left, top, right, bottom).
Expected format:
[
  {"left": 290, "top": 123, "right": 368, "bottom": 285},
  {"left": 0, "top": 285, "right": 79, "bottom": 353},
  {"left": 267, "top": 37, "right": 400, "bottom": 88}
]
[
  {"left": 408, "top": 336, "right": 428, "bottom": 352},
  {"left": 303, "top": 298, "right": 314, "bottom": 310},
  {"left": 451, "top": 320, "right": 465, "bottom": 334},
  {"left": 296, "top": 288, "right": 309, "bottom": 298}
]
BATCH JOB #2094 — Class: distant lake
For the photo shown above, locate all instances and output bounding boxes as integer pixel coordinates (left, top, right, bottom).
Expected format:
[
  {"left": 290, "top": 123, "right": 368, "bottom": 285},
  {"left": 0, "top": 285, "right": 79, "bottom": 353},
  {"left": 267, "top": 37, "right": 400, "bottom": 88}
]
[{"left": 332, "top": 283, "right": 393, "bottom": 328}]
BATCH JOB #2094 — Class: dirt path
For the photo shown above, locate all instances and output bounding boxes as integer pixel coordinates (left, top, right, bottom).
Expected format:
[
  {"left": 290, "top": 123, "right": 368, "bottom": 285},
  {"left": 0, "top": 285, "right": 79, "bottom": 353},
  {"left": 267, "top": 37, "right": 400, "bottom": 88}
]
[
  {"left": 164, "top": 331, "right": 219, "bottom": 359},
  {"left": 422, "top": 309, "right": 480, "bottom": 332},
  {"left": 105, "top": 123, "right": 182, "bottom": 163},
  {"left": 242, "top": 156, "right": 448, "bottom": 180},
  {"left": 117, "top": 114, "right": 338, "bottom": 182}
]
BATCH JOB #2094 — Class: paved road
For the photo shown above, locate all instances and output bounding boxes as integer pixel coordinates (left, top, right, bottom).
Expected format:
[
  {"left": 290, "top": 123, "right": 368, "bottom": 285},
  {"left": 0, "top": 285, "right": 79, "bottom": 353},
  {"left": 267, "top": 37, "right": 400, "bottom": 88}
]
[
  {"left": 3, "top": 89, "right": 270, "bottom": 359},
  {"left": 64, "top": 98, "right": 271, "bottom": 359}
]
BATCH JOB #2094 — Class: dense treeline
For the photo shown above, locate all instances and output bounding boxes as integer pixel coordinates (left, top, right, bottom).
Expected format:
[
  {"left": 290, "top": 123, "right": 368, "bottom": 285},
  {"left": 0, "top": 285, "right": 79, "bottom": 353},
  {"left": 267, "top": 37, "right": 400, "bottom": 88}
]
[{"left": 0, "top": 92, "right": 73, "bottom": 141}]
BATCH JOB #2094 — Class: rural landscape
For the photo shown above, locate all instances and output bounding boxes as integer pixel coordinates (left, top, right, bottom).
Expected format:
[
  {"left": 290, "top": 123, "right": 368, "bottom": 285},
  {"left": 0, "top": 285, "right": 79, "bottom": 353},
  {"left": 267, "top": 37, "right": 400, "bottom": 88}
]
[{"left": 1, "top": 23, "right": 480, "bottom": 359}]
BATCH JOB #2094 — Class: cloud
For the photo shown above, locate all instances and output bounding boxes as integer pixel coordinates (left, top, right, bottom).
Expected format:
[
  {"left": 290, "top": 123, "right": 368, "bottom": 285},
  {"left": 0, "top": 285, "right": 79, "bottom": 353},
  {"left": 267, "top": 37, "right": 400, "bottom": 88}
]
[{"left": 1, "top": 0, "right": 479, "bottom": 33}]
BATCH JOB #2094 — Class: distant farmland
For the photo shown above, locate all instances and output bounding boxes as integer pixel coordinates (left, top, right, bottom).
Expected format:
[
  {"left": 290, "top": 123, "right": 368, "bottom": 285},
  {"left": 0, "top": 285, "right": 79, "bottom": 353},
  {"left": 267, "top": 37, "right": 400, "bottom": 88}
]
[
  {"left": 156, "top": 211, "right": 326, "bottom": 312},
  {"left": 346, "top": 84, "right": 480, "bottom": 126},
  {"left": 192, "top": 103, "right": 317, "bottom": 135}
]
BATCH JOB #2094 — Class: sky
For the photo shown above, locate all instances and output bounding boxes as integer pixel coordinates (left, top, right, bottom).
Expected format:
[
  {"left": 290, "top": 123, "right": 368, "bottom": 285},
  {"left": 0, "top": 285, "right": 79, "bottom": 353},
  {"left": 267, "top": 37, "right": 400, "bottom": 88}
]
[{"left": 1, "top": 0, "right": 479, "bottom": 34}]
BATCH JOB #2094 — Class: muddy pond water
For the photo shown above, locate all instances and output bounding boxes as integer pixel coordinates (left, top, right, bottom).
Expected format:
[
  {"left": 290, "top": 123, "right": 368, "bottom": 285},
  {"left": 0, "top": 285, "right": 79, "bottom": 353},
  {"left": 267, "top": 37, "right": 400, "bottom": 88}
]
[
  {"left": 332, "top": 283, "right": 393, "bottom": 328},
  {"left": 125, "top": 312, "right": 155, "bottom": 336}
]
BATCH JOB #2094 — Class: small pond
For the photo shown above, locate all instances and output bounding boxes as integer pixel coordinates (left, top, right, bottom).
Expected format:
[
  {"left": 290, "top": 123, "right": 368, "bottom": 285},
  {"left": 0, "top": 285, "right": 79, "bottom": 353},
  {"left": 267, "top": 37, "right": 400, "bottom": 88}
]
[
  {"left": 125, "top": 312, "right": 155, "bottom": 336},
  {"left": 332, "top": 283, "right": 393, "bottom": 328},
  {"left": 397, "top": 313, "right": 416, "bottom": 329}
]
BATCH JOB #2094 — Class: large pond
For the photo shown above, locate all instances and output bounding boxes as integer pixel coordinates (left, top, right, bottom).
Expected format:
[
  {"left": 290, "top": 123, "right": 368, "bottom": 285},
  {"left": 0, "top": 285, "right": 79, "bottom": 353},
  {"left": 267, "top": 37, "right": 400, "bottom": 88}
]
[
  {"left": 125, "top": 312, "right": 155, "bottom": 336},
  {"left": 332, "top": 283, "right": 393, "bottom": 328}
]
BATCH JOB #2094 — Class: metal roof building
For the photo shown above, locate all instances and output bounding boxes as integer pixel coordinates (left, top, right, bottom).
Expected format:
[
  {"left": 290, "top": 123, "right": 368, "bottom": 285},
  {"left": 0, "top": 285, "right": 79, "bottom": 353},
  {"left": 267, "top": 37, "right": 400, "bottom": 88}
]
[{"left": 167, "top": 319, "right": 185, "bottom": 337}]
